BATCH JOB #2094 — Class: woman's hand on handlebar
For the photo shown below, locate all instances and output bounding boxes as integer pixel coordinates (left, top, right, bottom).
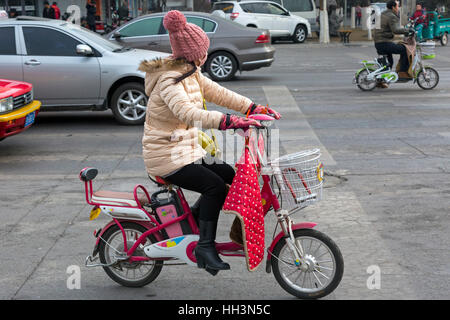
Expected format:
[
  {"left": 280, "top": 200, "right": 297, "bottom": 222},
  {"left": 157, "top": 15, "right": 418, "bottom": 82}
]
[
  {"left": 218, "top": 114, "right": 262, "bottom": 130},
  {"left": 247, "top": 103, "right": 281, "bottom": 120}
]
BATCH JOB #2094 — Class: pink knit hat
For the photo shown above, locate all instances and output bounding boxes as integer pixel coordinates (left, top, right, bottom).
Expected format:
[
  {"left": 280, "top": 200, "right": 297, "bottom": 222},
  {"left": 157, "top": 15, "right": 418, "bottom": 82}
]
[{"left": 163, "top": 10, "right": 210, "bottom": 62}]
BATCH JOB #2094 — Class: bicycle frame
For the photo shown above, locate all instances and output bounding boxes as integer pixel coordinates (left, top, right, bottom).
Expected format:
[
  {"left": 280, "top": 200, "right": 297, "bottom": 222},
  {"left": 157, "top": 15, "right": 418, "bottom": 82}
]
[
  {"left": 358, "top": 38, "right": 427, "bottom": 83},
  {"left": 83, "top": 125, "right": 315, "bottom": 267}
]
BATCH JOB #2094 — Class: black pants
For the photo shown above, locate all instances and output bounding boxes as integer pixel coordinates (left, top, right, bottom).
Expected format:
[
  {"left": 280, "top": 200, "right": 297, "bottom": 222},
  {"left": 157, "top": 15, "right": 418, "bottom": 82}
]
[
  {"left": 88, "top": 23, "right": 96, "bottom": 32},
  {"left": 375, "top": 42, "right": 409, "bottom": 72},
  {"left": 165, "top": 159, "right": 235, "bottom": 222}
]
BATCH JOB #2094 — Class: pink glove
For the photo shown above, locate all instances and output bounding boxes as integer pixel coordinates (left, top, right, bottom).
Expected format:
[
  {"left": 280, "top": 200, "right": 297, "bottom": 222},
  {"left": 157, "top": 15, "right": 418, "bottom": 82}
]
[
  {"left": 248, "top": 103, "right": 281, "bottom": 120},
  {"left": 218, "top": 114, "right": 262, "bottom": 130}
]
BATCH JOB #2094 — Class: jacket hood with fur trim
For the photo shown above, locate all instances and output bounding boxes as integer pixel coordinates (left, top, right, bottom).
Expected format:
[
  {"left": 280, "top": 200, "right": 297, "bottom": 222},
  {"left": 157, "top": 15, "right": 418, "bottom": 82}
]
[
  {"left": 139, "top": 56, "right": 252, "bottom": 177},
  {"left": 138, "top": 57, "right": 196, "bottom": 96}
]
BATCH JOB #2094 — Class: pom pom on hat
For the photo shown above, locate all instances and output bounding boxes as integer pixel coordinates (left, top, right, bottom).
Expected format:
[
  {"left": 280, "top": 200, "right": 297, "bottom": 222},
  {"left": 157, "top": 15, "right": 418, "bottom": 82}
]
[
  {"left": 162, "top": 10, "right": 210, "bottom": 62},
  {"left": 163, "top": 10, "right": 187, "bottom": 33}
]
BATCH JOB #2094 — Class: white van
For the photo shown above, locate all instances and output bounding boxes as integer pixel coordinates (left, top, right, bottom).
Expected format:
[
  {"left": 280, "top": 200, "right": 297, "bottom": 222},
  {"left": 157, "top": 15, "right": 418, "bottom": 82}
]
[{"left": 257, "top": 0, "right": 319, "bottom": 32}]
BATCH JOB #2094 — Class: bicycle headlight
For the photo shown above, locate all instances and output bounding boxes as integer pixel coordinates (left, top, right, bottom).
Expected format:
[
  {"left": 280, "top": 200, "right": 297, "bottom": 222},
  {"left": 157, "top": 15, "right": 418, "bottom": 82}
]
[{"left": 0, "top": 96, "right": 13, "bottom": 113}]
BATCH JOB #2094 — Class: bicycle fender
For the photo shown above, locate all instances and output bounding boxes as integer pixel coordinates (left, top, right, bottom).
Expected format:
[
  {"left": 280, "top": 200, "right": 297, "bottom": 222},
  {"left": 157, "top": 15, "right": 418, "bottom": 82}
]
[
  {"left": 91, "top": 220, "right": 162, "bottom": 257},
  {"left": 355, "top": 65, "right": 376, "bottom": 77},
  {"left": 266, "top": 222, "right": 317, "bottom": 262},
  {"left": 355, "top": 67, "right": 366, "bottom": 77}
]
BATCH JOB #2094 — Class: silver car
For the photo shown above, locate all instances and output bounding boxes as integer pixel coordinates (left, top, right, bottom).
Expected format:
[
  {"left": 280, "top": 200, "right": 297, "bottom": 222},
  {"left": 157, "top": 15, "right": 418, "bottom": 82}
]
[{"left": 0, "top": 16, "right": 168, "bottom": 125}]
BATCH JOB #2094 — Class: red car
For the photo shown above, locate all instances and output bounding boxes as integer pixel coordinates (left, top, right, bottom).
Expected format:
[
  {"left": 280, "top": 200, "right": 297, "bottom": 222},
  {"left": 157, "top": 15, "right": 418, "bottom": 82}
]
[{"left": 0, "top": 79, "right": 41, "bottom": 141}]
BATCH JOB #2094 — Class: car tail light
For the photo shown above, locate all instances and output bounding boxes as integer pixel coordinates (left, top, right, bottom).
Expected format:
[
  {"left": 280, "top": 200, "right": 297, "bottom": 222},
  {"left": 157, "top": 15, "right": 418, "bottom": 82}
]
[
  {"left": 255, "top": 33, "right": 270, "bottom": 44},
  {"left": 230, "top": 12, "right": 239, "bottom": 20}
]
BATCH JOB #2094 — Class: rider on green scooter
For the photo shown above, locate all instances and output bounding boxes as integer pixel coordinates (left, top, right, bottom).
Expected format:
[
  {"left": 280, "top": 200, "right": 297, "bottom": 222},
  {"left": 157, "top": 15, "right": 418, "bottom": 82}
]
[{"left": 373, "top": 0, "right": 412, "bottom": 87}]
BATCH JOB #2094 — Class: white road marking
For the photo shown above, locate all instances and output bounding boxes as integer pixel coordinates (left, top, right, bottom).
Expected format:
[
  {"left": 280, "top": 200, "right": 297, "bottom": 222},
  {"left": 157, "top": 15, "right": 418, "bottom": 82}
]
[
  {"left": 262, "top": 85, "right": 418, "bottom": 299},
  {"left": 263, "top": 86, "right": 336, "bottom": 165}
]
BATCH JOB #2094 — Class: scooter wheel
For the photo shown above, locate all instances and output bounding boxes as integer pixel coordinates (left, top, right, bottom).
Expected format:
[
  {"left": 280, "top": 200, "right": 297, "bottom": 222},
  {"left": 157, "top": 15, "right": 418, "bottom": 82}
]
[
  {"left": 440, "top": 33, "right": 448, "bottom": 46},
  {"left": 271, "top": 228, "right": 344, "bottom": 299},
  {"left": 98, "top": 222, "right": 163, "bottom": 287},
  {"left": 417, "top": 67, "right": 439, "bottom": 90},
  {"left": 356, "top": 69, "right": 377, "bottom": 91}
]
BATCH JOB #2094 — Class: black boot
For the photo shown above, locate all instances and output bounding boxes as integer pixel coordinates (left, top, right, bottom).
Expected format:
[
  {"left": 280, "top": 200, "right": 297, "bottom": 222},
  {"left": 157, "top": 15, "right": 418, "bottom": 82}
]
[{"left": 195, "top": 220, "right": 230, "bottom": 275}]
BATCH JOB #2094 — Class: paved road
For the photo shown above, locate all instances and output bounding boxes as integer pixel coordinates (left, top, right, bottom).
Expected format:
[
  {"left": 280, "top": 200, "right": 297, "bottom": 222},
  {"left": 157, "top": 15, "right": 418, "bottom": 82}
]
[{"left": 0, "top": 42, "right": 449, "bottom": 300}]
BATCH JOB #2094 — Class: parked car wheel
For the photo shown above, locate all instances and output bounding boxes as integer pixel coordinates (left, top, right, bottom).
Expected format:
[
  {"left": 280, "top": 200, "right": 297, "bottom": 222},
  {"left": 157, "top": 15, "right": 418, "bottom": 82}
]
[
  {"left": 293, "top": 25, "right": 307, "bottom": 43},
  {"left": 205, "top": 51, "right": 238, "bottom": 81},
  {"left": 110, "top": 82, "right": 148, "bottom": 125}
]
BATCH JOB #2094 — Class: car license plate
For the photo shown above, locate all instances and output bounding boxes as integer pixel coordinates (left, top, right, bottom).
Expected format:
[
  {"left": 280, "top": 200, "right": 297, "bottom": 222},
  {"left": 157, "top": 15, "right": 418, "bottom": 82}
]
[{"left": 24, "top": 111, "right": 35, "bottom": 127}]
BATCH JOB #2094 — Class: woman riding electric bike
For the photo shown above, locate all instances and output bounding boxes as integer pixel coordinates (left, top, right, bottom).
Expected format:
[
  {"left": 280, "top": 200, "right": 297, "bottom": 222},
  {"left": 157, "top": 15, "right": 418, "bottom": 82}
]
[{"left": 137, "top": 10, "right": 281, "bottom": 275}]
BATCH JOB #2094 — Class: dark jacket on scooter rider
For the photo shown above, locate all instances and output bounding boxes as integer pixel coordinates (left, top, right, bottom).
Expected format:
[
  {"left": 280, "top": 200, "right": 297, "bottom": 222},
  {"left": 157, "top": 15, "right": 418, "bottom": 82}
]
[{"left": 374, "top": 9, "right": 409, "bottom": 43}]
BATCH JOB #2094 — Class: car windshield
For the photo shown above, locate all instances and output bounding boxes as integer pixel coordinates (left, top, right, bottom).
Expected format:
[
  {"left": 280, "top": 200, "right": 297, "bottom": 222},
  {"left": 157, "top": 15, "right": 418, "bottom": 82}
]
[{"left": 64, "top": 23, "right": 125, "bottom": 52}]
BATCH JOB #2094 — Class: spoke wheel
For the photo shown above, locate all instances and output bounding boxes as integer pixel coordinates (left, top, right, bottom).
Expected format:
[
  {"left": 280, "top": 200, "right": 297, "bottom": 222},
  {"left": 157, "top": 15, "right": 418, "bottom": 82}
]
[
  {"left": 111, "top": 82, "right": 148, "bottom": 125},
  {"left": 206, "top": 52, "right": 237, "bottom": 81},
  {"left": 271, "top": 229, "right": 344, "bottom": 299},
  {"left": 356, "top": 69, "right": 377, "bottom": 91},
  {"left": 98, "top": 222, "right": 163, "bottom": 287},
  {"left": 417, "top": 67, "right": 439, "bottom": 90}
]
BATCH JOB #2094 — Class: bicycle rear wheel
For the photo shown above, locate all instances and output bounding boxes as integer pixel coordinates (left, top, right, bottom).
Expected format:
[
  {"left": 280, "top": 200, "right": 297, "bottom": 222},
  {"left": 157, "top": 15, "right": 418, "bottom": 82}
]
[
  {"left": 271, "top": 228, "right": 344, "bottom": 299},
  {"left": 356, "top": 69, "right": 377, "bottom": 91},
  {"left": 98, "top": 222, "right": 163, "bottom": 287}
]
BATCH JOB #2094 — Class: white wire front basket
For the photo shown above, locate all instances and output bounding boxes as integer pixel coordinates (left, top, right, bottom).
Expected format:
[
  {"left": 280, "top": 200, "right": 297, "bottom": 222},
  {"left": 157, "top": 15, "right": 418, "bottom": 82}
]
[
  {"left": 269, "top": 149, "right": 324, "bottom": 213},
  {"left": 418, "top": 41, "right": 435, "bottom": 59}
]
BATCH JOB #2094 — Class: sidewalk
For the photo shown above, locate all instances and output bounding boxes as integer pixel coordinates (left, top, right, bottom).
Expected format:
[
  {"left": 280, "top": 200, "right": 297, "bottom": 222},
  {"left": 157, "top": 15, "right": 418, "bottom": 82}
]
[{"left": 306, "top": 27, "right": 374, "bottom": 46}]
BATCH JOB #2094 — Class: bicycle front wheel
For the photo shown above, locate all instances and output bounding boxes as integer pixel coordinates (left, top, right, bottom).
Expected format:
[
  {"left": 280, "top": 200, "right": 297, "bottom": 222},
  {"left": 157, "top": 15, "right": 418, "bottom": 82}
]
[
  {"left": 271, "top": 228, "right": 344, "bottom": 299},
  {"left": 417, "top": 67, "right": 439, "bottom": 90}
]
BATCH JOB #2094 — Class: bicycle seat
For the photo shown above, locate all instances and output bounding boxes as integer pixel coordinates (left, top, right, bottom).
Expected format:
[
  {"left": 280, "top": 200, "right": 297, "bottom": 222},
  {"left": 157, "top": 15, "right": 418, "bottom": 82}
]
[
  {"left": 79, "top": 167, "right": 98, "bottom": 182},
  {"left": 91, "top": 190, "right": 150, "bottom": 207},
  {"left": 148, "top": 174, "right": 171, "bottom": 187}
]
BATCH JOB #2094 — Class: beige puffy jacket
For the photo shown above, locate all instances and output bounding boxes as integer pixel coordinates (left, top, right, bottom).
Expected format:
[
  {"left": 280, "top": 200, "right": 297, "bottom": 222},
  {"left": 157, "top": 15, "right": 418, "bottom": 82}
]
[{"left": 138, "top": 57, "right": 252, "bottom": 177}]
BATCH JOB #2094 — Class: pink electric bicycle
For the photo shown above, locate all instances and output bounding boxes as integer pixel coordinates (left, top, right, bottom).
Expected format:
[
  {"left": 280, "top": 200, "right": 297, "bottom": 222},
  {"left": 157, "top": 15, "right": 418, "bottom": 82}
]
[{"left": 80, "top": 114, "right": 344, "bottom": 299}]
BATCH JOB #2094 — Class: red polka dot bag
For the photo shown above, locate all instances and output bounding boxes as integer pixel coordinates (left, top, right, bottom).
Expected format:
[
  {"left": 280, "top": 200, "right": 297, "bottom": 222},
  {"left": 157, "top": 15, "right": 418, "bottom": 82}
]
[{"left": 223, "top": 144, "right": 265, "bottom": 271}]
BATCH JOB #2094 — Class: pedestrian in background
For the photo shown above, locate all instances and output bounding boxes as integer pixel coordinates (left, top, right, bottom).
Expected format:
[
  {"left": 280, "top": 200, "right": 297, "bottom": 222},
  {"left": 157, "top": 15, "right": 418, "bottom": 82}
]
[
  {"left": 355, "top": 4, "right": 362, "bottom": 27},
  {"left": 86, "top": 0, "right": 97, "bottom": 32},
  {"left": 43, "top": 1, "right": 55, "bottom": 18},
  {"left": 9, "top": 8, "right": 18, "bottom": 18},
  {"left": 118, "top": 0, "right": 129, "bottom": 25},
  {"left": 328, "top": 5, "right": 343, "bottom": 37},
  {"left": 51, "top": 2, "right": 61, "bottom": 19}
]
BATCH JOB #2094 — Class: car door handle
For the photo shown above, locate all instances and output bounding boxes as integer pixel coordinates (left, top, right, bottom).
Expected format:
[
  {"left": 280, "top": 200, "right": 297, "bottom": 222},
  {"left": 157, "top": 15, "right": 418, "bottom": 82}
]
[
  {"left": 148, "top": 42, "right": 158, "bottom": 45},
  {"left": 24, "top": 59, "right": 41, "bottom": 66}
]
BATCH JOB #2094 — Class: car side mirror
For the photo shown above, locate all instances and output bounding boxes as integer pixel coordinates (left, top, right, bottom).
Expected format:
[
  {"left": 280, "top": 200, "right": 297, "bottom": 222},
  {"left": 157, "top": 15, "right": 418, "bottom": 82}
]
[
  {"left": 76, "top": 44, "right": 93, "bottom": 56},
  {"left": 284, "top": 12, "right": 290, "bottom": 16},
  {"left": 113, "top": 31, "right": 122, "bottom": 39}
]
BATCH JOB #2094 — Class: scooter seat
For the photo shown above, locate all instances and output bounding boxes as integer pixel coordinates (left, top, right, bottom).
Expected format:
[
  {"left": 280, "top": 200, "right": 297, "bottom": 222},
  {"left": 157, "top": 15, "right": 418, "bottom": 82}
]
[
  {"left": 148, "top": 174, "right": 171, "bottom": 186},
  {"left": 91, "top": 190, "right": 150, "bottom": 207}
]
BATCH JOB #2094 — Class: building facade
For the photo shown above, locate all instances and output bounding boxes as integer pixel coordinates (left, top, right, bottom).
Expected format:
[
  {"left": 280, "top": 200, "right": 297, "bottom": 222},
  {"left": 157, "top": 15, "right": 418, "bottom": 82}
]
[{"left": 0, "top": 0, "right": 206, "bottom": 21}]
